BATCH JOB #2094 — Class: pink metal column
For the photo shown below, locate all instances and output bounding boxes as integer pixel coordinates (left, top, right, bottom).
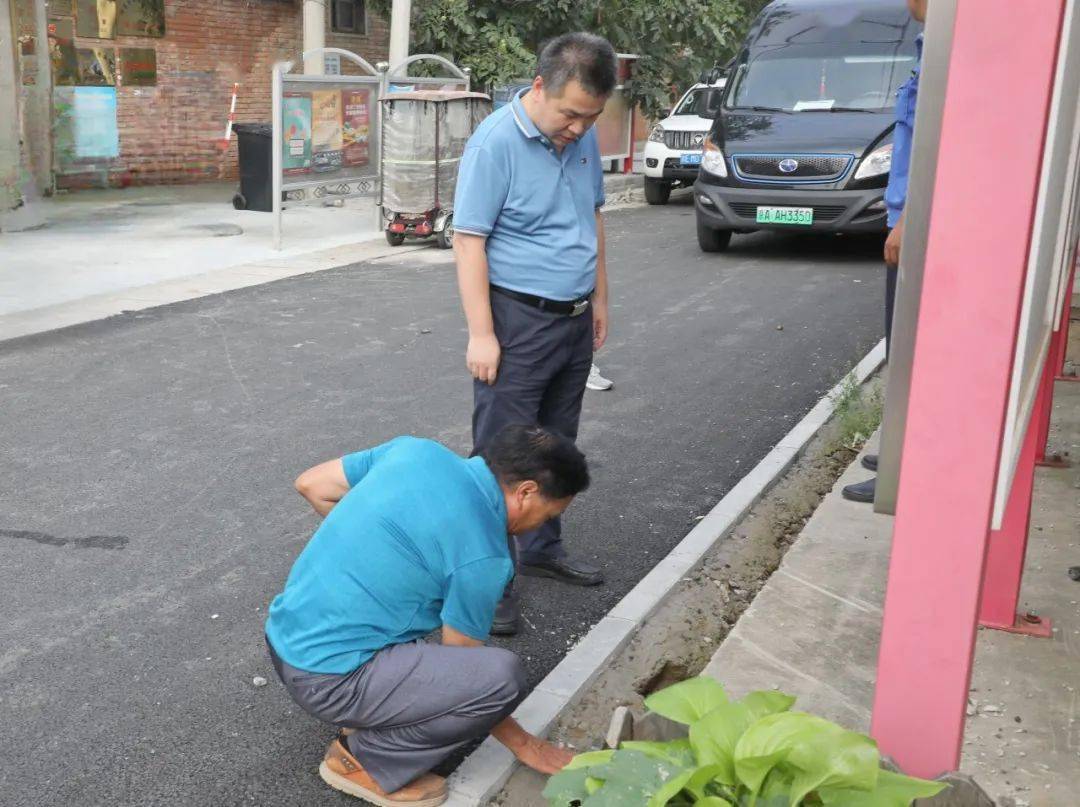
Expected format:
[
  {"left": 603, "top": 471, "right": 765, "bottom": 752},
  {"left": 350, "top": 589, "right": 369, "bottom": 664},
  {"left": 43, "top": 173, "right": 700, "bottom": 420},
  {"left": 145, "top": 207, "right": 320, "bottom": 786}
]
[
  {"left": 1035, "top": 259, "right": 1076, "bottom": 466},
  {"left": 1053, "top": 259, "right": 1077, "bottom": 381},
  {"left": 977, "top": 352, "right": 1052, "bottom": 636},
  {"left": 870, "top": 0, "right": 1064, "bottom": 779}
]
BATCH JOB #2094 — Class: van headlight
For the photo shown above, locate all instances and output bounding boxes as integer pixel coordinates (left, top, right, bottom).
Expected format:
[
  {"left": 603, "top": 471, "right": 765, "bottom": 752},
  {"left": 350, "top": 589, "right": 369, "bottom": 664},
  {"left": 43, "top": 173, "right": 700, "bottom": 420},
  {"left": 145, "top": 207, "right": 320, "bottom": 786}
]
[
  {"left": 648, "top": 125, "right": 665, "bottom": 144},
  {"left": 702, "top": 138, "right": 728, "bottom": 178},
  {"left": 854, "top": 143, "right": 893, "bottom": 179}
]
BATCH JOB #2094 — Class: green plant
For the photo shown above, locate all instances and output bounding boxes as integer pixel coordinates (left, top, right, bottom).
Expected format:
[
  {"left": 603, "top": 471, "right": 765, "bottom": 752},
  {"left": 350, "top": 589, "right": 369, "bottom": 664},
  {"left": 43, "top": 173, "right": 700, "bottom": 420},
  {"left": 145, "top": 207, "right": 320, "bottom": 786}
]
[
  {"left": 829, "top": 374, "right": 884, "bottom": 452},
  {"left": 543, "top": 678, "right": 946, "bottom": 806},
  {"left": 368, "top": 0, "right": 759, "bottom": 118}
]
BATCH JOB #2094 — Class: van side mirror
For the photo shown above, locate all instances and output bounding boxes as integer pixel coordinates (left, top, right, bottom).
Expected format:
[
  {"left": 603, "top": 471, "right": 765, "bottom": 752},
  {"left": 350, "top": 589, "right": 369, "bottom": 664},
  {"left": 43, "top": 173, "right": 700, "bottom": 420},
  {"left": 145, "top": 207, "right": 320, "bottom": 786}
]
[
  {"left": 701, "top": 89, "right": 723, "bottom": 119},
  {"left": 659, "top": 107, "right": 672, "bottom": 119}
]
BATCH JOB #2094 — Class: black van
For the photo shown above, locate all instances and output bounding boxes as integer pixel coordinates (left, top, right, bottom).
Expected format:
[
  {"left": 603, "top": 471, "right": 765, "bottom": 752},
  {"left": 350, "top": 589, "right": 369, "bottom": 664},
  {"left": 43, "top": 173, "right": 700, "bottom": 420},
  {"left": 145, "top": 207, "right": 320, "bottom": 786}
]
[{"left": 694, "top": 0, "right": 922, "bottom": 251}]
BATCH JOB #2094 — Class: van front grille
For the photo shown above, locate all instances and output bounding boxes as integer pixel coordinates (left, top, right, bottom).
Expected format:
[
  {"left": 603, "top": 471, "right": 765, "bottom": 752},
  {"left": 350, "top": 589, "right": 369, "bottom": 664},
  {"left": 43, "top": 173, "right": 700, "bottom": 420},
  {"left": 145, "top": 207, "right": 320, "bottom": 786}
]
[{"left": 732, "top": 154, "right": 852, "bottom": 182}]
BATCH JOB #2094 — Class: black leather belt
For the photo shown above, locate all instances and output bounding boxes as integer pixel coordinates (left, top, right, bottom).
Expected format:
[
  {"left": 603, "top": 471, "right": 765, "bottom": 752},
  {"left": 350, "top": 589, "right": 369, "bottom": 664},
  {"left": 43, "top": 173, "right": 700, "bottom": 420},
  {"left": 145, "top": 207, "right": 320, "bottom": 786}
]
[{"left": 490, "top": 285, "right": 592, "bottom": 317}]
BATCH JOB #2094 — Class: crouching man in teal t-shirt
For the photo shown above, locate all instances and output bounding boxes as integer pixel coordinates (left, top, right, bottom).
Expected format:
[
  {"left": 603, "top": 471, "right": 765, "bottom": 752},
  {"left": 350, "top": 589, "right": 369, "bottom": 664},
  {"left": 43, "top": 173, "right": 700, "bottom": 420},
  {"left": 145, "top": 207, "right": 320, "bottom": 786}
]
[{"left": 265, "top": 424, "right": 587, "bottom": 806}]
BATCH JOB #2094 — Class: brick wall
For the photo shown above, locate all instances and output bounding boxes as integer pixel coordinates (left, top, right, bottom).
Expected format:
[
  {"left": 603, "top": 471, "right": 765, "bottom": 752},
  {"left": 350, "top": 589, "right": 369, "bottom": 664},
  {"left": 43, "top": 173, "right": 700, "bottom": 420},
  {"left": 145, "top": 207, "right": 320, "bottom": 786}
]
[{"left": 44, "top": 0, "right": 389, "bottom": 190}]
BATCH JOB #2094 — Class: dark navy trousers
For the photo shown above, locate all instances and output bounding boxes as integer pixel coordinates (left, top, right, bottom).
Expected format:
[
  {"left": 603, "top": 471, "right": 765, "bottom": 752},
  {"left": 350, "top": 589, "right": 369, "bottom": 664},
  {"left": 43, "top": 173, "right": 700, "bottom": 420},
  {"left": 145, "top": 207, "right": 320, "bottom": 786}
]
[{"left": 472, "top": 291, "right": 593, "bottom": 563}]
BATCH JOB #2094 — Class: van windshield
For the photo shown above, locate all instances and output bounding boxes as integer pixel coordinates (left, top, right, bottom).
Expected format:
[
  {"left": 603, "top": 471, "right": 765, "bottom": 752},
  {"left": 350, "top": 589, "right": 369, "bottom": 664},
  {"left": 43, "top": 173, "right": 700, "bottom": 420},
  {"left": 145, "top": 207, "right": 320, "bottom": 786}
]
[{"left": 726, "top": 44, "right": 916, "bottom": 112}]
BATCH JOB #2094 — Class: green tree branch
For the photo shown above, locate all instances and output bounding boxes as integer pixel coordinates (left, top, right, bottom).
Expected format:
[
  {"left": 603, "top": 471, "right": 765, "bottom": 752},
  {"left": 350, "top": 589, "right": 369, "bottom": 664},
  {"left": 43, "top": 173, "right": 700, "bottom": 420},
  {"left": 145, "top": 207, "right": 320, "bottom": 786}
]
[{"left": 369, "top": 0, "right": 763, "bottom": 117}]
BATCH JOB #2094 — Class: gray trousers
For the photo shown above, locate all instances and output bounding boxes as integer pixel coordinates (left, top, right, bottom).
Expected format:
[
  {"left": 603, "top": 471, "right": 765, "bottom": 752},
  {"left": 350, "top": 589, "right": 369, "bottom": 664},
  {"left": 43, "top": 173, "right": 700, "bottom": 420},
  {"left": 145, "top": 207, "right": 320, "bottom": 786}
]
[
  {"left": 472, "top": 291, "right": 593, "bottom": 563},
  {"left": 268, "top": 638, "right": 526, "bottom": 793}
]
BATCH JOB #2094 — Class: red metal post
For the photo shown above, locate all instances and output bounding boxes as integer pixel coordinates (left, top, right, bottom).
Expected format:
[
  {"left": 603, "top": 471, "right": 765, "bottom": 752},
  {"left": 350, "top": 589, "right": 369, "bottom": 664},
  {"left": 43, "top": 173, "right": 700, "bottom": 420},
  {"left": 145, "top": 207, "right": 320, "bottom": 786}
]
[
  {"left": 1034, "top": 342, "right": 1070, "bottom": 467},
  {"left": 870, "top": 1, "right": 1064, "bottom": 779},
  {"left": 1035, "top": 259, "right": 1076, "bottom": 466},
  {"left": 977, "top": 351, "right": 1053, "bottom": 637},
  {"left": 1053, "top": 260, "right": 1077, "bottom": 381}
]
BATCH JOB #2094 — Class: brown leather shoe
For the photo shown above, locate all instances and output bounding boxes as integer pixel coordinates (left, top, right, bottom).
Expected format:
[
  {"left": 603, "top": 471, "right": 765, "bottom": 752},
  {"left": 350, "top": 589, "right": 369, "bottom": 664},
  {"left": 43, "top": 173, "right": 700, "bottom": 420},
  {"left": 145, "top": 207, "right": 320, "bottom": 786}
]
[{"left": 318, "top": 737, "right": 447, "bottom": 806}]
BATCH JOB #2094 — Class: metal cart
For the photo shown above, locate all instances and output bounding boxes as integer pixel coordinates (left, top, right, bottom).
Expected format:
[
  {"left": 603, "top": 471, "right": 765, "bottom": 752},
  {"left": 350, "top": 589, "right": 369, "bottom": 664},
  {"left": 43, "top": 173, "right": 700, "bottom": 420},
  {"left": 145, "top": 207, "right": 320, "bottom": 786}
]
[{"left": 378, "top": 90, "right": 491, "bottom": 248}]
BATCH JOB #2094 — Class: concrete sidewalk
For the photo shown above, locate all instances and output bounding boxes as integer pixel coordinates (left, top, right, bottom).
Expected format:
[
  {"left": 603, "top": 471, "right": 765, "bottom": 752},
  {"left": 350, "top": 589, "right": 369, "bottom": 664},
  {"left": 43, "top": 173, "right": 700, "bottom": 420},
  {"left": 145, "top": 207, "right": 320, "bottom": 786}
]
[
  {"left": 703, "top": 324, "right": 1080, "bottom": 806},
  {"left": 0, "top": 182, "right": 383, "bottom": 316}
]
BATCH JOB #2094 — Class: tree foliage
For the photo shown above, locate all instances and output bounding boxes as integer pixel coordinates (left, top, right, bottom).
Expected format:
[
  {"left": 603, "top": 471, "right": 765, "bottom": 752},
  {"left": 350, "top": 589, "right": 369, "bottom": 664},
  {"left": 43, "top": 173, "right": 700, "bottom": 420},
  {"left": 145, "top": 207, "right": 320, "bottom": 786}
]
[{"left": 368, "top": 0, "right": 765, "bottom": 116}]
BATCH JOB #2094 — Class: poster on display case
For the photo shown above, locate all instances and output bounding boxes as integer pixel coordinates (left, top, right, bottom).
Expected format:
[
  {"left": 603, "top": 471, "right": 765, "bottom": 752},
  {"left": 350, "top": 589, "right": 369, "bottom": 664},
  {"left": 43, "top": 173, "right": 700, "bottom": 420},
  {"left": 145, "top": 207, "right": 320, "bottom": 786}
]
[
  {"left": 75, "top": 0, "right": 114, "bottom": 38},
  {"left": 72, "top": 86, "right": 120, "bottom": 158},
  {"left": 48, "top": 17, "right": 80, "bottom": 86},
  {"left": 76, "top": 48, "right": 116, "bottom": 86},
  {"left": 117, "top": 0, "right": 166, "bottom": 38},
  {"left": 282, "top": 92, "right": 313, "bottom": 175},
  {"left": 120, "top": 48, "right": 157, "bottom": 86},
  {"left": 342, "top": 89, "right": 371, "bottom": 167},
  {"left": 311, "top": 90, "right": 344, "bottom": 172}
]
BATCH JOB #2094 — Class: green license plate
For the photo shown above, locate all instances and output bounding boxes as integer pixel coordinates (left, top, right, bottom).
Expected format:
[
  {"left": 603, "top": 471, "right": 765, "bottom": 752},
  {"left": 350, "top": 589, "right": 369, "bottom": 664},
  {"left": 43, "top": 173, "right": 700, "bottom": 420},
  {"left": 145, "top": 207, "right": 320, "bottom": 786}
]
[{"left": 756, "top": 206, "right": 814, "bottom": 225}]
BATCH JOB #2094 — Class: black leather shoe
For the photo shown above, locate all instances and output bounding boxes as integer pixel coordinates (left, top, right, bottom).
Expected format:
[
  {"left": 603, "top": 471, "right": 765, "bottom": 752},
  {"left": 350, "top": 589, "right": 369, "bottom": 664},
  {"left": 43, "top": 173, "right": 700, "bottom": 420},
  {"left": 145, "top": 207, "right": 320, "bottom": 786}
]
[
  {"left": 490, "top": 593, "right": 520, "bottom": 636},
  {"left": 519, "top": 556, "right": 604, "bottom": 586},
  {"left": 842, "top": 477, "right": 877, "bottom": 504},
  {"left": 861, "top": 454, "right": 879, "bottom": 472}
]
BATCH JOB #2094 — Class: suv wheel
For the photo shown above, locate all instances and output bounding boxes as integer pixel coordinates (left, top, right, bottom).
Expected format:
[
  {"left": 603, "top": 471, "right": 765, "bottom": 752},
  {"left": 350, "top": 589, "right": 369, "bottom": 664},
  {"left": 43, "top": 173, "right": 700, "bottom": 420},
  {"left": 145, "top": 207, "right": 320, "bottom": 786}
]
[
  {"left": 697, "top": 219, "right": 732, "bottom": 252},
  {"left": 644, "top": 178, "right": 672, "bottom": 205}
]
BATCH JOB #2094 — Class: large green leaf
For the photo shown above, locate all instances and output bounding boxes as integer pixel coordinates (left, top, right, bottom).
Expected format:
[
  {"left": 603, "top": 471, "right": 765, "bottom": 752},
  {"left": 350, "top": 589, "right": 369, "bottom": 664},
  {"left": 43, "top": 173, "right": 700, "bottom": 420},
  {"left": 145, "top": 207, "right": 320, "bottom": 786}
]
[
  {"left": 621, "top": 739, "right": 698, "bottom": 768},
  {"left": 694, "top": 798, "right": 734, "bottom": 806},
  {"left": 732, "top": 770, "right": 792, "bottom": 807},
  {"left": 732, "top": 749, "right": 789, "bottom": 795},
  {"left": 739, "top": 691, "right": 797, "bottom": 722},
  {"left": 689, "top": 703, "right": 753, "bottom": 784},
  {"left": 759, "top": 768, "right": 796, "bottom": 804},
  {"left": 818, "top": 769, "right": 948, "bottom": 806},
  {"left": 564, "top": 750, "right": 616, "bottom": 771},
  {"left": 543, "top": 767, "right": 592, "bottom": 806},
  {"left": 683, "top": 765, "right": 729, "bottom": 799},
  {"left": 735, "top": 712, "right": 879, "bottom": 801},
  {"left": 582, "top": 750, "right": 691, "bottom": 807},
  {"left": 646, "top": 768, "right": 696, "bottom": 807},
  {"left": 689, "top": 691, "right": 797, "bottom": 785},
  {"left": 645, "top": 678, "right": 730, "bottom": 725}
]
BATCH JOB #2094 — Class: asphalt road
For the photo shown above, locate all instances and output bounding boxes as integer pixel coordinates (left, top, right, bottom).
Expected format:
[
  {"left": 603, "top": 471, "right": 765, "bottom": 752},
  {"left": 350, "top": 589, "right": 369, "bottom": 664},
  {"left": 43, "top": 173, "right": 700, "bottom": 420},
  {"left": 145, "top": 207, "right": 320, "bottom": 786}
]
[{"left": 0, "top": 197, "right": 885, "bottom": 806}]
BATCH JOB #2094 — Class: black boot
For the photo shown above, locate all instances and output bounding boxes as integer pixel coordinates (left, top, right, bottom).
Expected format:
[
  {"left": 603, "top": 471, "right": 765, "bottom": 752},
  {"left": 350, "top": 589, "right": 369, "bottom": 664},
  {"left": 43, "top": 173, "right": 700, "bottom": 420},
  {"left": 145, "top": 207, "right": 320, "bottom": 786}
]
[
  {"left": 842, "top": 477, "right": 877, "bottom": 504},
  {"left": 491, "top": 592, "right": 520, "bottom": 636}
]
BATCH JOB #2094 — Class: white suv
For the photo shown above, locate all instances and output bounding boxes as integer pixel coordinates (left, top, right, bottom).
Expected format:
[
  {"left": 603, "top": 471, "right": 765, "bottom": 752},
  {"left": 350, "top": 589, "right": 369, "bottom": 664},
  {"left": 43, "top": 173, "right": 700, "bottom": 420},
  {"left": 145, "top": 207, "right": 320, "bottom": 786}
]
[{"left": 643, "top": 79, "right": 726, "bottom": 205}]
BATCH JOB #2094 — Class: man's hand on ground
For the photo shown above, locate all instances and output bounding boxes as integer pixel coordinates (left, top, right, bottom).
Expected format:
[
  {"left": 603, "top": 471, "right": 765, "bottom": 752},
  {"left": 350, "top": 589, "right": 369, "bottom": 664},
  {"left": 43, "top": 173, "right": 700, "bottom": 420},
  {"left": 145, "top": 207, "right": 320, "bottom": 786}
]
[
  {"left": 592, "top": 301, "right": 608, "bottom": 351},
  {"left": 513, "top": 735, "right": 575, "bottom": 774},
  {"left": 491, "top": 717, "right": 575, "bottom": 774},
  {"left": 466, "top": 333, "right": 501, "bottom": 385},
  {"left": 884, "top": 217, "right": 904, "bottom": 266}
]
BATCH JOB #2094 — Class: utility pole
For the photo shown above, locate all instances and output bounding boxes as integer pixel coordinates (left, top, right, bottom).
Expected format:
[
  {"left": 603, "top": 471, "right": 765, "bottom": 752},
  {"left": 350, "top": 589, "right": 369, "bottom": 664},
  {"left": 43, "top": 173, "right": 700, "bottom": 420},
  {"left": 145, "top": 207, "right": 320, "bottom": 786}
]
[
  {"left": 302, "top": 0, "right": 326, "bottom": 74},
  {"left": 1, "top": 0, "right": 24, "bottom": 223},
  {"left": 388, "top": 0, "right": 411, "bottom": 69},
  {"left": 26, "top": 0, "right": 51, "bottom": 194}
]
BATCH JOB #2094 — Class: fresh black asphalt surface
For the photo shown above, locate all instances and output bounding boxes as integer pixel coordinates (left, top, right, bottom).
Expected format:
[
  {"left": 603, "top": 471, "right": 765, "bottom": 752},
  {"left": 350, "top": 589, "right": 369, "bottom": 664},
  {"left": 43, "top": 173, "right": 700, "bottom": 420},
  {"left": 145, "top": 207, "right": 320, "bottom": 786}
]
[{"left": 0, "top": 197, "right": 885, "bottom": 806}]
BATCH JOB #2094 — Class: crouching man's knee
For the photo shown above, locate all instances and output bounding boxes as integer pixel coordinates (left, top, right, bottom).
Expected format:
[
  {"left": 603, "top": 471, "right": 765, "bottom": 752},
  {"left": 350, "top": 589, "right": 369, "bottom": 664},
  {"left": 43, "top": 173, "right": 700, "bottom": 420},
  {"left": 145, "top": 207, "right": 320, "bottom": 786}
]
[{"left": 488, "top": 648, "right": 528, "bottom": 713}]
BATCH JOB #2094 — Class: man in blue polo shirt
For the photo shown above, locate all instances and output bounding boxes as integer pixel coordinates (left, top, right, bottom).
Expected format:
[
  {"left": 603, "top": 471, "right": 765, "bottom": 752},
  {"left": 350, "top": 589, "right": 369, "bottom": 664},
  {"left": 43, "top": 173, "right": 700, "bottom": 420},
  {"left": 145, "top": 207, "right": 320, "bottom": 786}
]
[
  {"left": 453, "top": 32, "right": 616, "bottom": 634},
  {"left": 265, "top": 425, "right": 587, "bottom": 805},
  {"left": 844, "top": 0, "right": 926, "bottom": 503}
]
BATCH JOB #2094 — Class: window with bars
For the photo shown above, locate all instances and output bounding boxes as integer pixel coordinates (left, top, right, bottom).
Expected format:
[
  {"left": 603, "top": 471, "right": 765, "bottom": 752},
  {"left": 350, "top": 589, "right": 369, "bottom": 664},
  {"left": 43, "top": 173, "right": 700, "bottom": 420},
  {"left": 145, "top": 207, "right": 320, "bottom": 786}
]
[{"left": 331, "top": 0, "right": 367, "bottom": 35}]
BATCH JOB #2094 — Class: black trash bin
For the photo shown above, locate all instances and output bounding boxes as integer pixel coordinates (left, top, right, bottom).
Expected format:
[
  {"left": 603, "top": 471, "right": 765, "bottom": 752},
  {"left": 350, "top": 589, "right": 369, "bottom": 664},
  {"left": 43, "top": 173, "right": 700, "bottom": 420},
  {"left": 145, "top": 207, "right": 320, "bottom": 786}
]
[{"left": 232, "top": 123, "right": 273, "bottom": 212}]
